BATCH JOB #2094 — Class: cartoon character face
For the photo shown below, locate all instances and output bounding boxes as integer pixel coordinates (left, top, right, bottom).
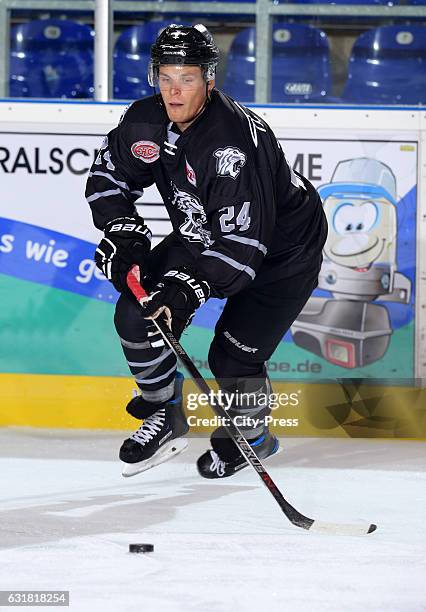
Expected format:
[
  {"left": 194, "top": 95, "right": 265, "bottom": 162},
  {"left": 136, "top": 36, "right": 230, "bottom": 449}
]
[{"left": 323, "top": 196, "right": 397, "bottom": 269}]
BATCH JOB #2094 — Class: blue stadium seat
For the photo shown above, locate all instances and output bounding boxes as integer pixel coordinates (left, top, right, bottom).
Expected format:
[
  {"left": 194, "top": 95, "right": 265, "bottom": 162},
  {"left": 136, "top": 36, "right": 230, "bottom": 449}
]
[
  {"left": 10, "top": 19, "right": 94, "bottom": 98},
  {"left": 223, "top": 24, "right": 331, "bottom": 103},
  {"left": 114, "top": 21, "right": 183, "bottom": 100},
  {"left": 342, "top": 25, "right": 426, "bottom": 105}
]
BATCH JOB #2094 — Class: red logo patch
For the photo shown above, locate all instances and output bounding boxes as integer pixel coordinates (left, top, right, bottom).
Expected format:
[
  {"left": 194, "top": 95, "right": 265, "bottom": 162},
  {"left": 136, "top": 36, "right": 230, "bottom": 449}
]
[
  {"left": 131, "top": 140, "right": 160, "bottom": 164},
  {"left": 185, "top": 158, "right": 197, "bottom": 187}
]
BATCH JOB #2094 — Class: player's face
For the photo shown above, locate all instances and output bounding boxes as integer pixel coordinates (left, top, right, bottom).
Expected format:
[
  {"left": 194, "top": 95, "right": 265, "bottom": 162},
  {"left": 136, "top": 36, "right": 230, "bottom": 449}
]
[{"left": 158, "top": 65, "right": 214, "bottom": 130}]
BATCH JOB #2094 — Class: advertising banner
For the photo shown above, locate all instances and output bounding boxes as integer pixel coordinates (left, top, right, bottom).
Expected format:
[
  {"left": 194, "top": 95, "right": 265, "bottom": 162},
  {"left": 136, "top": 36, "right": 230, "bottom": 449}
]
[
  {"left": 270, "top": 137, "right": 417, "bottom": 381},
  {"left": 0, "top": 126, "right": 420, "bottom": 434},
  {"left": 165, "top": 137, "right": 418, "bottom": 383}
]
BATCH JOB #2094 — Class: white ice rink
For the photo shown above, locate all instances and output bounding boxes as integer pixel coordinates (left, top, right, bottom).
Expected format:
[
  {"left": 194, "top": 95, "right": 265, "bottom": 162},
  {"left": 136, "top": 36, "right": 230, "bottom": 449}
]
[{"left": 1, "top": 429, "right": 425, "bottom": 612}]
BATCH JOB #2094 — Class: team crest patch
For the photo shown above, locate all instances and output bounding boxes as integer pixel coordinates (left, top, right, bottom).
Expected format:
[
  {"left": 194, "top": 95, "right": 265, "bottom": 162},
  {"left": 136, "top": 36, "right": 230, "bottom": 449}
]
[
  {"left": 214, "top": 146, "right": 247, "bottom": 180},
  {"left": 172, "top": 184, "right": 211, "bottom": 247},
  {"left": 185, "top": 157, "right": 197, "bottom": 187},
  {"left": 131, "top": 140, "right": 160, "bottom": 163}
]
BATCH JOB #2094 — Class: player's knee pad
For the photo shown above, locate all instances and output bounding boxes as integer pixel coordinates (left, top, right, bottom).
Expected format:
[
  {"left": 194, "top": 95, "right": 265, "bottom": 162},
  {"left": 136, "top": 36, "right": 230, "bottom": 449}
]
[
  {"left": 208, "top": 339, "right": 233, "bottom": 380},
  {"left": 114, "top": 292, "right": 151, "bottom": 341},
  {"left": 208, "top": 337, "right": 263, "bottom": 379}
]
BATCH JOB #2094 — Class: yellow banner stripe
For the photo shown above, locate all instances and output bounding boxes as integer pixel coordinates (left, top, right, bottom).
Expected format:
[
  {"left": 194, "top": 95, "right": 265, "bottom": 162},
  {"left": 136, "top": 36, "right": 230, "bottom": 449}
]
[{"left": 1, "top": 374, "right": 425, "bottom": 438}]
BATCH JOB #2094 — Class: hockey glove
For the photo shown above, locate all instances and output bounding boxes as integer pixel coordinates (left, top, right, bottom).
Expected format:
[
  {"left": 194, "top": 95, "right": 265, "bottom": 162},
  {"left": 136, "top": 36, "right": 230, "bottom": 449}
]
[
  {"left": 141, "top": 266, "right": 210, "bottom": 339},
  {"left": 95, "top": 215, "right": 152, "bottom": 292}
]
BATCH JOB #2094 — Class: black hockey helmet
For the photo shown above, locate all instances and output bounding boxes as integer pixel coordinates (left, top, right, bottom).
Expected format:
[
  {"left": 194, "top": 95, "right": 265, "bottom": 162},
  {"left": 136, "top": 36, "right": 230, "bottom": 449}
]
[{"left": 148, "top": 24, "right": 219, "bottom": 85}]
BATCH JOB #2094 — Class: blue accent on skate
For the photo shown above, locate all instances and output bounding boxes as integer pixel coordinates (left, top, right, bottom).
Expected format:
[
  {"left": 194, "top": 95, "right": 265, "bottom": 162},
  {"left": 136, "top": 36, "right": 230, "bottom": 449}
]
[
  {"left": 270, "top": 437, "right": 280, "bottom": 456},
  {"left": 168, "top": 371, "right": 184, "bottom": 404},
  {"left": 250, "top": 434, "right": 266, "bottom": 447},
  {"left": 248, "top": 434, "right": 280, "bottom": 456}
]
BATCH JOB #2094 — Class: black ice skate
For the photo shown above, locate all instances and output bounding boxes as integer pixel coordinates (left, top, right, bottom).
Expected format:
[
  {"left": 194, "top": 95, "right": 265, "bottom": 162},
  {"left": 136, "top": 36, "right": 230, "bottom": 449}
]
[
  {"left": 120, "top": 372, "right": 189, "bottom": 477},
  {"left": 197, "top": 426, "right": 280, "bottom": 479}
]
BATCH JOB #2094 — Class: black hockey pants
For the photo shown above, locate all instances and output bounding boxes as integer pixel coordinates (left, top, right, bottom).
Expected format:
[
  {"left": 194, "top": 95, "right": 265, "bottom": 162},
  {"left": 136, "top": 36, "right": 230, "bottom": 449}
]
[{"left": 114, "top": 233, "right": 321, "bottom": 437}]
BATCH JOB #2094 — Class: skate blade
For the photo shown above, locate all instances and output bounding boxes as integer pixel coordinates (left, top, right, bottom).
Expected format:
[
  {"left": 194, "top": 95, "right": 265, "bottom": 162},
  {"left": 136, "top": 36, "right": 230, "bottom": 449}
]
[{"left": 121, "top": 438, "right": 188, "bottom": 478}]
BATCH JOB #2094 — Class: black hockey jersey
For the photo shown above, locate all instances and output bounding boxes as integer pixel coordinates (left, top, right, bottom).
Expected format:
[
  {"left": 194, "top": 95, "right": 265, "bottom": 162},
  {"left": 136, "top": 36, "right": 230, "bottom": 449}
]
[{"left": 85, "top": 90, "right": 327, "bottom": 299}]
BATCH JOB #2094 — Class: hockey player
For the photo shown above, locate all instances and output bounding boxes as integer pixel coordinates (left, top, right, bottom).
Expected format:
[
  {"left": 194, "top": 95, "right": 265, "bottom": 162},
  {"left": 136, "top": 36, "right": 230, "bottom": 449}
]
[{"left": 86, "top": 24, "right": 327, "bottom": 478}]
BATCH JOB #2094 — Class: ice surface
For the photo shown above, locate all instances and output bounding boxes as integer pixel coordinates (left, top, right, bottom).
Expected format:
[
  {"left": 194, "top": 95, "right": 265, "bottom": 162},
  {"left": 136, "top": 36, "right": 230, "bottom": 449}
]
[{"left": 0, "top": 429, "right": 425, "bottom": 612}]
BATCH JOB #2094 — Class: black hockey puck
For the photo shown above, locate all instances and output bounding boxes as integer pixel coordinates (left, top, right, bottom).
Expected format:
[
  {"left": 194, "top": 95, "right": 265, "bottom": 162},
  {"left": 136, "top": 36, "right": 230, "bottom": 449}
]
[{"left": 129, "top": 543, "right": 154, "bottom": 554}]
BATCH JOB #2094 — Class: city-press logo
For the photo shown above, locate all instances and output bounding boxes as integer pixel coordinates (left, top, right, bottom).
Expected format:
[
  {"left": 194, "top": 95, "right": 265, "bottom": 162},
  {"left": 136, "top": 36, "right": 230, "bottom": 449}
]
[
  {"left": 185, "top": 389, "right": 301, "bottom": 429},
  {"left": 131, "top": 140, "right": 160, "bottom": 164}
]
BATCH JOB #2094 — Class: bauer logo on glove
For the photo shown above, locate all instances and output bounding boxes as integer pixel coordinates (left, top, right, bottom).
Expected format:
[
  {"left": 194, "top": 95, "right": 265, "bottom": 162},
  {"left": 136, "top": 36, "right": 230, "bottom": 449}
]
[
  {"left": 140, "top": 266, "right": 210, "bottom": 339},
  {"left": 163, "top": 269, "right": 208, "bottom": 304},
  {"left": 94, "top": 215, "right": 151, "bottom": 293},
  {"left": 108, "top": 220, "right": 152, "bottom": 239}
]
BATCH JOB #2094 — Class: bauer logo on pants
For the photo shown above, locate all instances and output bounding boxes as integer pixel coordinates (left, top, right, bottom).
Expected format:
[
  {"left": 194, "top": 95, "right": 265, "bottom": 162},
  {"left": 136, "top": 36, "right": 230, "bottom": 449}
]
[
  {"left": 131, "top": 141, "right": 160, "bottom": 163},
  {"left": 223, "top": 330, "right": 258, "bottom": 353}
]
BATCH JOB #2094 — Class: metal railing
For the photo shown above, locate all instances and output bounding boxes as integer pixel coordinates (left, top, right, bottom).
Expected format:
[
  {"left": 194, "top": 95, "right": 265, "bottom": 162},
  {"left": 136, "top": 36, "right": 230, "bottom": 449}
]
[{"left": 0, "top": 0, "right": 425, "bottom": 102}]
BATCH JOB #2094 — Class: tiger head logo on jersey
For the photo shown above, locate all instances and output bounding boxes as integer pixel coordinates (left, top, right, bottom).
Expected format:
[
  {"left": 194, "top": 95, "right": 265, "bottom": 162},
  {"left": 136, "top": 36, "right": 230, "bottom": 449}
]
[
  {"left": 171, "top": 185, "right": 212, "bottom": 247},
  {"left": 214, "top": 147, "right": 247, "bottom": 180}
]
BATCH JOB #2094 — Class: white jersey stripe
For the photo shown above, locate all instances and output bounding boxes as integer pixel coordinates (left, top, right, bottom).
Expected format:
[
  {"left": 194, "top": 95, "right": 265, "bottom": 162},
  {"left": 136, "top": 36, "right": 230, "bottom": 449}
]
[
  {"left": 202, "top": 249, "right": 256, "bottom": 280},
  {"left": 223, "top": 234, "right": 267, "bottom": 255},
  {"left": 86, "top": 188, "right": 122, "bottom": 203}
]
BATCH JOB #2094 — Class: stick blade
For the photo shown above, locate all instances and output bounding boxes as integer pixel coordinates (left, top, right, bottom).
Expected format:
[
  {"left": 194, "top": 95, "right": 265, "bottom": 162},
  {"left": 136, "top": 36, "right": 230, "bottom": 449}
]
[{"left": 308, "top": 521, "right": 377, "bottom": 536}]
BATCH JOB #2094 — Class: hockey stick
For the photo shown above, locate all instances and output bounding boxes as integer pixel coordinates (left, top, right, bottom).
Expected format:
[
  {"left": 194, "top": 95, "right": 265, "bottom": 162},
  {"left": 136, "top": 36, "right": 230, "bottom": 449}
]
[{"left": 127, "top": 266, "right": 377, "bottom": 536}]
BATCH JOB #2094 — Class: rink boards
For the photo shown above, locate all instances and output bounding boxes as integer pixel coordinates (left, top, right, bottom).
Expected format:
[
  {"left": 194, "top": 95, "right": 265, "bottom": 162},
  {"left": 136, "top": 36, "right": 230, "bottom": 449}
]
[
  {"left": 1, "top": 101, "right": 426, "bottom": 437},
  {"left": 0, "top": 372, "right": 425, "bottom": 438}
]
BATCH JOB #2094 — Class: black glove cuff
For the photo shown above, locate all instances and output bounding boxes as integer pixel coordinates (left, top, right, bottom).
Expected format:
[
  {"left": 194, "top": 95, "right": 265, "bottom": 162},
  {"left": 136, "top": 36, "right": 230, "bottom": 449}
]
[
  {"left": 104, "top": 215, "right": 152, "bottom": 265},
  {"left": 105, "top": 215, "right": 152, "bottom": 242}
]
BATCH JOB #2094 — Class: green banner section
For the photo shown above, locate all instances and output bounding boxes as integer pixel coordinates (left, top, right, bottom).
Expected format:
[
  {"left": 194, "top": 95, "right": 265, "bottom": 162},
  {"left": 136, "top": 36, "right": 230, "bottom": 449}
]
[
  {"left": 183, "top": 324, "right": 414, "bottom": 381},
  {"left": 0, "top": 274, "right": 125, "bottom": 376},
  {"left": 0, "top": 274, "right": 414, "bottom": 380}
]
